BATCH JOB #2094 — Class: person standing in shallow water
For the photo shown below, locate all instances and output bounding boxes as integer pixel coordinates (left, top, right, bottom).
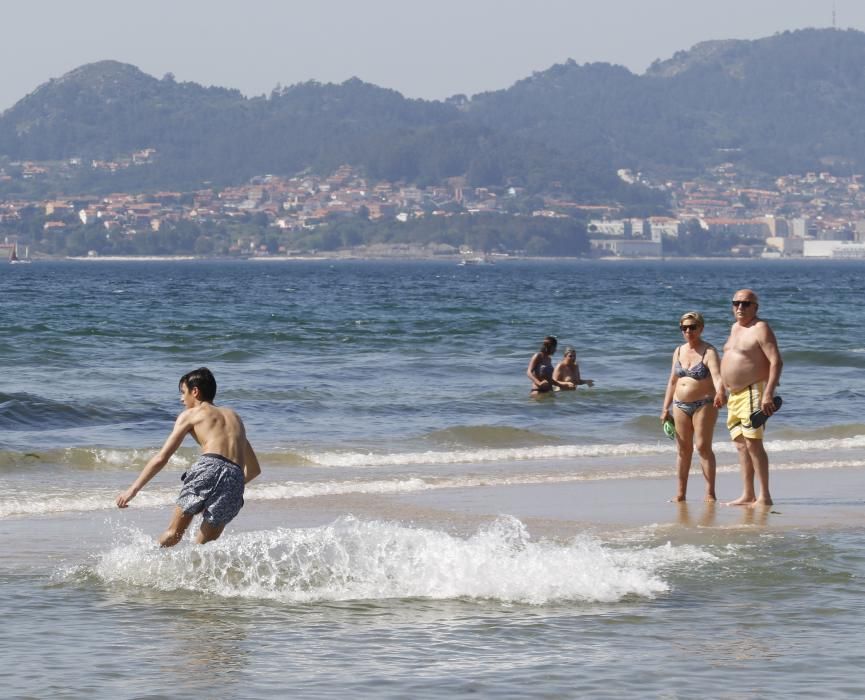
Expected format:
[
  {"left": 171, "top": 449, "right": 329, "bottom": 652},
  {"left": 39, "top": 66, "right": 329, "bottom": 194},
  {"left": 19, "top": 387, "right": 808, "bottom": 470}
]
[
  {"left": 661, "top": 312, "right": 725, "bottom": 502},
  {"left": 527, "top": 336, "right": 573, "bottom": 394},
  {"left": 721, "top": 289, "right": 783, "bottom": 507},
  {"left": 553, "top": 346, "right": 594, "bottom": 390},
  {"left": 116, "top": 367, "right": 262, "bottom": 546}
]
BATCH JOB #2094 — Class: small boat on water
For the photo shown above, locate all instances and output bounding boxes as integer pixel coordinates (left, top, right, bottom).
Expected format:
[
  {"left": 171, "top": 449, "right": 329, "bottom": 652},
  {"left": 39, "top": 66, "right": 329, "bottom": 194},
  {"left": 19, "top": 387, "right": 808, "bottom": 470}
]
[
  {"left": 458, "top": 256, "right": 493, "bottom": 266},
  {"left": 9, "top": 244, "right": 32, "bottom": 264}
]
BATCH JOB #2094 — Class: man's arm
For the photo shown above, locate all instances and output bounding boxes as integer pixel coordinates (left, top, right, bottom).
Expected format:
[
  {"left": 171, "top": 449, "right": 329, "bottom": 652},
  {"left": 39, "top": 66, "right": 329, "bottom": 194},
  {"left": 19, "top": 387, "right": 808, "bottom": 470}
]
[
  {"left": 116, "top": 412, "right": 192, "bottom": 508},
  {"left": 242, "top": 439, "right": 261, "bottom": 484},
  {"left": 759, "top": 323, "right": 783, "bottom": 414}
]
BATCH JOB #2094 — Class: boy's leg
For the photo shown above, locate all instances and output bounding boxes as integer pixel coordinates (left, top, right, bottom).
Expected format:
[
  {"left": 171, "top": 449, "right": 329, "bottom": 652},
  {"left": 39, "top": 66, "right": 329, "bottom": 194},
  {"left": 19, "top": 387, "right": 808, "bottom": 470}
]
[
  {"left": 159, "top": 506, "right": 195, "bottom": 547},
  {"left": 196, "top": 520, "right": 227, "bottom": 544}
]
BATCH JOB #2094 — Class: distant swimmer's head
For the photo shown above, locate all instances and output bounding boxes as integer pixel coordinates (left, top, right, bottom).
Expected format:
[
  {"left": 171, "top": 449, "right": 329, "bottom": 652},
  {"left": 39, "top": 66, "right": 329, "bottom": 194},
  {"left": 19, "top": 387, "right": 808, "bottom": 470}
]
[
  {"left": 679, "top": 311, "right": 704, "bottom": 332},
  {"left": 179, "top": 367, "right": 217, "bottom": 403},
  {"left": 541, "top": 336, "right": 558, "bottom": 354}
]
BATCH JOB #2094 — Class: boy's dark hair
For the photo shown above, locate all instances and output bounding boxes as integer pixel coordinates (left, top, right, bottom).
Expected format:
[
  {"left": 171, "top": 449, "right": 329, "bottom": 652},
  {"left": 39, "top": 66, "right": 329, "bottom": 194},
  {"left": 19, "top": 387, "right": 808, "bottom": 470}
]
[
  {"left": 179, "top": 367, "right": 217, "bottom": 402},
  {"left": 540, "top": 336, "right": 558, "bottom": 354}
]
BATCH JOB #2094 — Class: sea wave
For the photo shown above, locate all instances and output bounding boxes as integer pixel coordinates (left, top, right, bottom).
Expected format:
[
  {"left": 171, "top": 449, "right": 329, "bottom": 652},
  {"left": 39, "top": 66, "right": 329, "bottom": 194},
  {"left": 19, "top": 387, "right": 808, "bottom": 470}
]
[
  {"left": 4, "top": 429, "right": 865, "bottom": 473},
  {"left": 303, "top": 434, "right": 865, "bottom": 468},
  {"left": 81, "top": 516, "right": 715, "bottom": 604},
  {"left": 4, "top": 458, "right": 865, "bottom": 518},
  {"left": 0, "top": 447, "right": 194, "bottom": 471},
  {"left": 0, "top": 391, "right": 166, "bottom": 431},
  {"left": 783, "top": 349, "right": 865, "bottom": 369},
  {"left": 423, "top": 425, "right": 561, "bottom": 448}
]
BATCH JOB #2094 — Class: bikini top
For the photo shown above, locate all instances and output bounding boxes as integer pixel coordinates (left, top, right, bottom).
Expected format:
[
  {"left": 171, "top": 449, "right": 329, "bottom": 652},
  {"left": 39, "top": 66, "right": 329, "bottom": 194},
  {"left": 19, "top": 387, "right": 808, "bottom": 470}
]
[
  {"left": 675, "top": 346, "right": 711, "bottom": 380},
  {"left": 533, "top": 354, "right": 553, "bottom": 379}
]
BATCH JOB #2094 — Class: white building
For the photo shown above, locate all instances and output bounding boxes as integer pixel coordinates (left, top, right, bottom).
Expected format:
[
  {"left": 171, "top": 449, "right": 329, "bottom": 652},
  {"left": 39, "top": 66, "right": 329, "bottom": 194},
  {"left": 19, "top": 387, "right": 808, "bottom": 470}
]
[
  {"left": 648, "top": 217, "right": 681, "bottom": 240},
  {"left": 588, "top": 219, "right": 626, "bottom": 237},
  {"left": 790, "top": 218, "right": 809, "bottom": 238},
  {"left": 802, "top": 239, "right": 865, "bottom": 258},
  {"left": 765, "top": 237, "right": 803, "bottom": 256},
  {"left": 590, "top": 239, "right": 662, "bottom": 257}
]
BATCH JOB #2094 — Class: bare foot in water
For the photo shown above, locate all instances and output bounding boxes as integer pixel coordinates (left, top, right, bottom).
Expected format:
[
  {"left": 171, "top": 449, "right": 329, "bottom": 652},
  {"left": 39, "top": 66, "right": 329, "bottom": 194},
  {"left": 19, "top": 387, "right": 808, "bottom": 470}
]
[
  {"left": 705, "top": 493, "right": 717, "bottom": 503},
  {"left": 670, "top": 494, "right": 686, "bottom": 503},
  {"left": 726, "top": 494, "right": 756, "bottom": 506},
  {"left": 751, "top": 496, "right": 773, "bottom": 507}
]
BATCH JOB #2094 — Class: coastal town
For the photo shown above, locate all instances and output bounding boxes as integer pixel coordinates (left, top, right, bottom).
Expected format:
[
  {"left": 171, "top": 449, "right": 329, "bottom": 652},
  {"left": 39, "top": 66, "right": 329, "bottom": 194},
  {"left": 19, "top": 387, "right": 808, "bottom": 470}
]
[{"left": 3, "top": 149, "right": 865, "bottom": 258}]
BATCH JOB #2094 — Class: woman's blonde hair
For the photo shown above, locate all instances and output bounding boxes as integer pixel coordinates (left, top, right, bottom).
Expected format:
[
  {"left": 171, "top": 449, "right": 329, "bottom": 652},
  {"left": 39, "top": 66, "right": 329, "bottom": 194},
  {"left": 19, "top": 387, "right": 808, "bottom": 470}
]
[{"left": 679, "top": 311, "right": 704, "bottom": 328}]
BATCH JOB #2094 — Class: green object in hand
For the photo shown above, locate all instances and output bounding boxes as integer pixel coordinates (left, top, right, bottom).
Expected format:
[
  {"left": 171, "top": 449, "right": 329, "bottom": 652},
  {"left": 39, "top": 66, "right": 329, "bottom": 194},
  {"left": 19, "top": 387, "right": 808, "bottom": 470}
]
[{"left": 663, "top": 419, "right": 676, "bottom": 440}]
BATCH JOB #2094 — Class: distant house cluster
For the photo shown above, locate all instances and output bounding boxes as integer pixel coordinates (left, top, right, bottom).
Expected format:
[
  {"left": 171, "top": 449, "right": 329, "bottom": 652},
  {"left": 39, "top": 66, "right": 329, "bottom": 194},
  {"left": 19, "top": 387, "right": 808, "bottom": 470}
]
[
  {"left": 4, "top": 153, "right": 865, "bottom": 258},
  {"left": 584, "top": 164, "right": 865, "bottom": 258}
]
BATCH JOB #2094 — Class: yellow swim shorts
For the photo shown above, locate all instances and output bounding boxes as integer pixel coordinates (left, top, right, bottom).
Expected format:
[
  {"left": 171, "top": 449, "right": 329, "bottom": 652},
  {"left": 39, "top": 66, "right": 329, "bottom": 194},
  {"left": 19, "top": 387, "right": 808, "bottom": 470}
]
[{"left": 727, "top": 382, "right": 765, "bottom": 440}]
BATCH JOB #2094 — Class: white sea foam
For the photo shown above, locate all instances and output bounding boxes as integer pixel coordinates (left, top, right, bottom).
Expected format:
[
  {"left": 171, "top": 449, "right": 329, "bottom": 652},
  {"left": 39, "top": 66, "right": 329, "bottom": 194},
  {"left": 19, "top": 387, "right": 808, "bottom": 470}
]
[
  {"left": 0, "top": 487, "right": 176, "bottom": 518},
  {"left": 3, "top": 458, "right": 865, "bottom": 518},
  {"left": 62, "top": 449, "right": 192, "bottom": 469},
  {"left": 89, "top": 516, "right": 716, "bottom": 604},
  {"left": 304, "top": 435, "right": 865, "bottom": 468},
  {"left": 306, "top": 443, "right": 672, "bottom": 467}
]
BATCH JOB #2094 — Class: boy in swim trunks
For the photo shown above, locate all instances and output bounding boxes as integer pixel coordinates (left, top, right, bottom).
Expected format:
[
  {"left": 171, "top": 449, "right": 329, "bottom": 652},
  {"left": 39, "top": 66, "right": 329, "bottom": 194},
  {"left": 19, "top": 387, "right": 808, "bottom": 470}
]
[
  {"left": 720, "top": 290, "right": 783, "bottom": 506},
  {"left": 116, "top": 367, "right": 262, "bottom": 546}
]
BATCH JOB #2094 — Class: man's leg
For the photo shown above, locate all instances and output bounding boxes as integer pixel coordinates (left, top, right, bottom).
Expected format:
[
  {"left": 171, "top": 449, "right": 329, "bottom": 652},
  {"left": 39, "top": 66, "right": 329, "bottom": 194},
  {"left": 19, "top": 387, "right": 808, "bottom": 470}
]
[
  {"left": 159, "top": 506, "right": 195, "bottom": 547},
  {"left": 196, "top": 520, "right": 227, "bottom": 544},
  {"left": 727, "top": 435, "right": 756, "bottom": 505},
  {"left": 744, "top": 437, "right": 772, "bottom": 505}
]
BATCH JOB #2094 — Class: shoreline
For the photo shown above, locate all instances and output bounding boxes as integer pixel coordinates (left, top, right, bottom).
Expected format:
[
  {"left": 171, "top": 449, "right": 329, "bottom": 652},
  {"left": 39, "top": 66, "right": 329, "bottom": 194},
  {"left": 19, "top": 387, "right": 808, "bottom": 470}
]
[{"left": 20, "top": 253, "right": 865, "bottom": 263}]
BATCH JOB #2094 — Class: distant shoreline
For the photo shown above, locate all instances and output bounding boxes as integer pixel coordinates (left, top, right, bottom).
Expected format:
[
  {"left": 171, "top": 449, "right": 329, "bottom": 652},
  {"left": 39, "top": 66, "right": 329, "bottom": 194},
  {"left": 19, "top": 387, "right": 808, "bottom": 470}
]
[
  {"left": 64, "top": 255, "right": 200, "bottom": 262},
  {"left": 41, "top": 253, "right": 862, "bottom": 263}
]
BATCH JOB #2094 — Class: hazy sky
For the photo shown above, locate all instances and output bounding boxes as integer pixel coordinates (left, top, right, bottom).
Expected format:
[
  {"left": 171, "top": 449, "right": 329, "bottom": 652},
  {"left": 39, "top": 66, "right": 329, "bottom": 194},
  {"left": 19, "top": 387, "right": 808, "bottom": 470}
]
[{"left": 2, "top": 0, "right": 862, "bottom": 111}]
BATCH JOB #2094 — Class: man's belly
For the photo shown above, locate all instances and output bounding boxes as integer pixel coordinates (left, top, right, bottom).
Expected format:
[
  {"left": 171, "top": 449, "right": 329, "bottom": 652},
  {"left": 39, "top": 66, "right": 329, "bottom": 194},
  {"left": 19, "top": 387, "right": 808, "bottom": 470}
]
[{"left": 721, "top": 359, "right": 766, "bottom": 393}]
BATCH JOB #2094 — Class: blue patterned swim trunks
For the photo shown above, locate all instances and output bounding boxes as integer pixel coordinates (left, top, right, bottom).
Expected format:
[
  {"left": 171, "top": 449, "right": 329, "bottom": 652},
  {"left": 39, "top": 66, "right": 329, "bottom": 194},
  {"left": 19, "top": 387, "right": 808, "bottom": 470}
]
[{"left": 177, "top": 453, "right": 245, "bottom": 526}]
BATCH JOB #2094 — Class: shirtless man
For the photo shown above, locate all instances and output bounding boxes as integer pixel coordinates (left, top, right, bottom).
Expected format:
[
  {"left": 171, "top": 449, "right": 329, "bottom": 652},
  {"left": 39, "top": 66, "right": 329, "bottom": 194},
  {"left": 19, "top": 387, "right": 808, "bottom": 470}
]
[
  {"left": 553, "top": 346, "right": 594, "bottom": 390},
  {"left": 116, "top": 367, "right": 261, "bottom": 546},
  {"left": 720, "top": 290, "right": 783, "bottom": 506}
]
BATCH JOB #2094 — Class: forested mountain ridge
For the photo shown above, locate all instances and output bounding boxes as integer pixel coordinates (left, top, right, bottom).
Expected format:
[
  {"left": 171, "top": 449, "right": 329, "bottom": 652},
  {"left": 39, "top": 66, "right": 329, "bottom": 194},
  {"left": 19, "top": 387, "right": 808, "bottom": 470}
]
[
  {"left": 3, "top": 28, "right": 865, "bottom": 199},
  {"left": 464, "top": 28, "right": 865, "bottom": 176}
]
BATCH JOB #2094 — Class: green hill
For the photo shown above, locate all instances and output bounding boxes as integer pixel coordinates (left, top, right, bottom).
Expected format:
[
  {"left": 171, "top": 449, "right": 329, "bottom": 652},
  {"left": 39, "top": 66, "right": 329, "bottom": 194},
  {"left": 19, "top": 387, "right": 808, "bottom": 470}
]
[{"left": 3, "top": 28, "right": 865, "bottom": 199}]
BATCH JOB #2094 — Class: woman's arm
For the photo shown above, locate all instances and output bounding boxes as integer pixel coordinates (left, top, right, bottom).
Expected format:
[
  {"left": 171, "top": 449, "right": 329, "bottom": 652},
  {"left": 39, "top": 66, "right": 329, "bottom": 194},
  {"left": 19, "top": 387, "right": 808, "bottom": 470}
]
[
  {"left": 660, "top": 350, "right": 679, "bottom": 421},
  {"left": 575, "top": 363, "right": 594, "bottom": 387},
  {"left": 705, "top": 346, "right": 726, "bottom": 408},
  {"left": 527, "top": 353, "right": 544, "bottom": 388}
]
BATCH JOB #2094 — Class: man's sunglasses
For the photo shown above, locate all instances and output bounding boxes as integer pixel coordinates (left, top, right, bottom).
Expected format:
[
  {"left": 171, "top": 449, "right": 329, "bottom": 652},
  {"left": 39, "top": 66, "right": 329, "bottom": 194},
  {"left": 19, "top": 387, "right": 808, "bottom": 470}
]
[{"left": 731, "top": 300, "right": 754, "bottom": 308}]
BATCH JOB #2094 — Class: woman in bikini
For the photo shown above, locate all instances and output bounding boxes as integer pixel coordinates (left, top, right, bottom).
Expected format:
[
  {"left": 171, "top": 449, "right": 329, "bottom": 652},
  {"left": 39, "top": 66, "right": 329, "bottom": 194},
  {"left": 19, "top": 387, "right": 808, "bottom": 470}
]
[{"left": 660, "top": 311, "right": 726, "bottom": 502}]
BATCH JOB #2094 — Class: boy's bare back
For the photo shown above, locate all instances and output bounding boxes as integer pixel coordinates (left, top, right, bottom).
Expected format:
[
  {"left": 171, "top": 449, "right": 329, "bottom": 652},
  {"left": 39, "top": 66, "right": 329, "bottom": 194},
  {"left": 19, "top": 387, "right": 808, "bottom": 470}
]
[{"left": 183, "top": 402, "right": 249, "bottom": 466}]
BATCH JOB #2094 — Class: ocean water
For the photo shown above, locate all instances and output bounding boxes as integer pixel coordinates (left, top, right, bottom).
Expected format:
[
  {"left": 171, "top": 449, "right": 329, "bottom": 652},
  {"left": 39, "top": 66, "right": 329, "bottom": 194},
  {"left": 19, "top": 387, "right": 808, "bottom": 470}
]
[{"left": 1, "top": 258, "right": 864, "bottom": 698}]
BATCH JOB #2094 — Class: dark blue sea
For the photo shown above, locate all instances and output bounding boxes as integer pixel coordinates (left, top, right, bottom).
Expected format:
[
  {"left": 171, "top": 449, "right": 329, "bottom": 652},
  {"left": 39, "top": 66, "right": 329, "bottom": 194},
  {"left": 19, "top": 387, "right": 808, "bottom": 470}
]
[{"left": 1, "top": 258, "right": 864, "bottom": 698}]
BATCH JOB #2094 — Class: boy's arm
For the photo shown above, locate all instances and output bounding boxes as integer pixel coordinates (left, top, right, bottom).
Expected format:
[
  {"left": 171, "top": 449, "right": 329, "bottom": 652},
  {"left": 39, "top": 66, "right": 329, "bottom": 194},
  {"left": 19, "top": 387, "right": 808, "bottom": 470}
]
[
  {"left": 116, "top": 412, "right": 191, "bottom": 508},
  {"left": 242, "top": 439, "right": 261, "bottom": 484}
]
